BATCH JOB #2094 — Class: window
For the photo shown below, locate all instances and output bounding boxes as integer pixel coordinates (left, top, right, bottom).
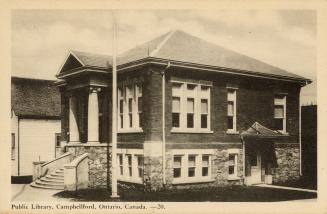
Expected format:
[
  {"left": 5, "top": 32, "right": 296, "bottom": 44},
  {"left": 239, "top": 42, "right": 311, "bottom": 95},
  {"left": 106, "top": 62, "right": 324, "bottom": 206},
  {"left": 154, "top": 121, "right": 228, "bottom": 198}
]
[
  {"left": 55, "top": 133, "right": 61, "bottom": 147},
  {"left": 173, "top": 156, "right": 182, "bottom": 178},
  {"left": 201, "top": 99, "right": 208, "bottom": 128},
  {"left": 172, "top": 97, "right": 181, "bottom": 128},
  {"left": 128, "top": 98, "right": 133, "bottom": 128},
  {"left": 171, "top": 81, "right": 211, "bottom": 132},
  {"left": 127, "top": 154, "right": 132, "bottom": 177},
  {"left": 11, "top": 133, "right": 15, "bottom": 160},
  {"left": 202, "top": 155, "right": 209, "bottom": 176},
  {"left": 137, "top": 156, "right": 144, "bottom": 178},
  {"left": 274, "top": 95, "right": 286, "bottom": 132},
  {"left": 188, "top": 155, "right": 196, "bottom": 177},
  {"left": 228, "top": 149, "right": 239, "bottom": 180},
  {"left": 227, "top": 89, "right": 237, "bottom": 132},
  {"left": 173, "top": 153, "right": 212, "bottom": 183},
  {"left": 228, "top": 154, "right": 237, "bottom": 175},
  {"left": 187, "top": 98, "right": 194, "bottom": 128},
  {"left": 118, "top": 83, "right": 143, "bottom": 132},
  {"left": 118, "top": 154, "right": 123, "bottom": 176}
]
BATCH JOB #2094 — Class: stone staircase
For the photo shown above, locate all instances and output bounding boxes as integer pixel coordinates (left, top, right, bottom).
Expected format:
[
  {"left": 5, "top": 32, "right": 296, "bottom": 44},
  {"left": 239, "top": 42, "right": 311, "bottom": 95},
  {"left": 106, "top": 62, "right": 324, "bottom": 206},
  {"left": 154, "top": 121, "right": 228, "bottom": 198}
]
[{"left": 30, "top": 167, "right": 65, "bottom": 190}]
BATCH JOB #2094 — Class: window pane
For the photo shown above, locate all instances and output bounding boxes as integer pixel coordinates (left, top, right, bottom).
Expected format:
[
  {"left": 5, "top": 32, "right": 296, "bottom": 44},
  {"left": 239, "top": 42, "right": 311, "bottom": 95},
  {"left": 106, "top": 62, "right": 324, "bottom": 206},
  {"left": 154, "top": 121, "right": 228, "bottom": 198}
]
[
  {"left": 227, "top": 90, "right": 236, "bottom": 100},
  {"left": 274, "top": 118, "right": 283, "bottom": 130},
  {"left": 202, "top": 167, "right": 209, "bottom": 176},
  {"left": 187, "top": 84, "right": 196, "bottom": 90},
  {"left": 229, "top": 154, "right": 235, "bottom": 165},
  {"left": 172, "top": 113, "right": 180, "bottom": 128},
  {"left": 172, "top": 97, "right": 180, "bottom": 113},
  {"left": 172, "top": 83, "right": 182, "bottom": 95},
  {"left": 202, "top": 155, "right": 209, "bottom": 166},
  {"left": 129, "top": 114, "right": 133, "bottom": 127},
  {"left": 274, "top": 105, "right": 284, "bottom": 118},
  {"left": 228, "top": 101, "right": 234, "bottom": 116},
  {"left": 187, "top": 113, "right": 194, "bottom": 128},
  {"left": 201, "top": 99, "right": 208, "bottom": 114},
  {"left": 227, "top": 116, "right": 233, "bottom": 129},
  {"left": 173, "top": 156, "right": 182, "bottom": 167},
  {"left": 138, "top": 97, "right": 143, "bottom": 112},
  {"left": 119, "top": 100, "right": 124, "bottom": 113},
  {"left": 188, "top": 155, "right": 196, "bottom": 167},
  {"left": 188, "top": 168, "right": 195, "bottom": 177},
  {"left": 128, "top": 98, "right": 133, "bottom": 113},
  {"left": 229, "top": 166, "right": 235, "bottom": 175},
  {"left": 120, "top": 115, "right": 123, "bottom": 128},
  {"left": 187, "top": 98, "right": 194, "bottom": 113},
  {"left": 174, "top": 168, "right": 181, "bottom": 178},
  {"left": 201, "top": 115, "right": 207, "bottom": 128}
]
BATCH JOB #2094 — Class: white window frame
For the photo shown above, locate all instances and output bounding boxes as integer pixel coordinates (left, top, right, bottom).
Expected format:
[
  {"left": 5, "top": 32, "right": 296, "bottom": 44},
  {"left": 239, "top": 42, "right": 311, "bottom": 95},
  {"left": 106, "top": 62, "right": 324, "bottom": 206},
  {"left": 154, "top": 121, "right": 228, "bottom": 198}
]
[
  {"left": 228, "top": 149, "right": 240, "bottom": 180},
  {"left": 118, "top": 83, "right": 143, "bottom": 133},
  {"left": 116, "top": 149, "right": 143, "bottom": 184},
  {"left": 171, "top": 80, "right": 212, "bottom": 133},
  {"left": 274, "top": 94, "right": 287, "bottom": 133},
  {"left": 172, "top": 149, "right": 214, "bottom": 184},
  {"left": 227, "top": 88, "right": 238, "bottom": 134}
]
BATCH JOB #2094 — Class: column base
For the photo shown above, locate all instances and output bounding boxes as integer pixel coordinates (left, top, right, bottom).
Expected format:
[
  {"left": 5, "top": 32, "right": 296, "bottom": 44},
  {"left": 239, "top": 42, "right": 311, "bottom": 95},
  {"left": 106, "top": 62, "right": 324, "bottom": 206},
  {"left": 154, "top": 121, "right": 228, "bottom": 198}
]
[{"left": 68, "top": 141, "right": 81, "bottom": 144}]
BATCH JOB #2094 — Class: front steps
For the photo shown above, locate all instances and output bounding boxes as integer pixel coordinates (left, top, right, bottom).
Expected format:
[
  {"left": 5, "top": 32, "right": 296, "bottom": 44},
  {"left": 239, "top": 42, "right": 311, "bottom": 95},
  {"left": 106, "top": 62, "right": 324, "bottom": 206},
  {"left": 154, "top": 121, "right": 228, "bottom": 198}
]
[{"left": 30, "top": 168, "right": 65, "bottom": 190}]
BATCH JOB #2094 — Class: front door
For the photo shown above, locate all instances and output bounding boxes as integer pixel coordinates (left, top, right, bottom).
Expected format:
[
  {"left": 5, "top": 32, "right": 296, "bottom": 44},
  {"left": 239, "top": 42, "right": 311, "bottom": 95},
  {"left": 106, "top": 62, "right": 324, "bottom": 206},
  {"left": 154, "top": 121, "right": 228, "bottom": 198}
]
[{"left": 248, "top": 151, "right": 262, "bottom": 185}]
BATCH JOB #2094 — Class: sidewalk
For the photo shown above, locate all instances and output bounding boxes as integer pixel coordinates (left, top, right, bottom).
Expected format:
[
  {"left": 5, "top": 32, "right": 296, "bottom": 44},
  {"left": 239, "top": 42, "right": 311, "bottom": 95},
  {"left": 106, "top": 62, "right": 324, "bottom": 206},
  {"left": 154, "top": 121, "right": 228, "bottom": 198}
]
[
  {"left": 11, "top": 184, "right": 71, "bottom": 202},
  {"left": 255, "top": 184, "right": 317, "bottom": 193}
]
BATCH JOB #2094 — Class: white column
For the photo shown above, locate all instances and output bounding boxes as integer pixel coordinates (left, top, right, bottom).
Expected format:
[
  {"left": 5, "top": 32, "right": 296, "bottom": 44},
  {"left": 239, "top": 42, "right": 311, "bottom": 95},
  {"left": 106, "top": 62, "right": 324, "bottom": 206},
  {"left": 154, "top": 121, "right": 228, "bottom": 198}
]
[
  {"left": 87, "top": 87, "right": 100, "bottom": 143},
  {"left": 69, "top": 96, "right": 80, "bottom": 143}
]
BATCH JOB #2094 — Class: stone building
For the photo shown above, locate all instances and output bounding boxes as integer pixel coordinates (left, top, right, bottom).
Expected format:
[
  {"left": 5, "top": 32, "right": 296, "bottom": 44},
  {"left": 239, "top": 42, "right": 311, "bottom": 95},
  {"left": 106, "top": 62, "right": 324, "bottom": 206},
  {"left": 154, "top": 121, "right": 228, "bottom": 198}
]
[{"left": 42, "top": 30, "right": 311, "bottom": 190}]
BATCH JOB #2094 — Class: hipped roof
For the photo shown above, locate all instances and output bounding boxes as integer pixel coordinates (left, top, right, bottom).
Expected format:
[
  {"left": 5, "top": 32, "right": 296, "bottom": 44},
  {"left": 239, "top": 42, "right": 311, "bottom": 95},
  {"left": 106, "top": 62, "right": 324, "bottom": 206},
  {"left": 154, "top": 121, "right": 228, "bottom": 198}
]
[
  {"left": 58, "top": 30, "right": 310, "bottom": 83},
  {"left": 11, "top": 77, "right": 61, "bottom": 118}
]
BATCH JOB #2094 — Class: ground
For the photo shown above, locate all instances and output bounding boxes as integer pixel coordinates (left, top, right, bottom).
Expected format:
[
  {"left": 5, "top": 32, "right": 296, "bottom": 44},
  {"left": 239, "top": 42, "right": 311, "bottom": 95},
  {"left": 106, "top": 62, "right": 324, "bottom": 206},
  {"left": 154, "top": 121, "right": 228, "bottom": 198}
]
[
  {"left": 53, "top": 185, "right": 316, "bottom": 202},
  {"left": 12, "top": 184, "right": 317, "bottom": 202}
]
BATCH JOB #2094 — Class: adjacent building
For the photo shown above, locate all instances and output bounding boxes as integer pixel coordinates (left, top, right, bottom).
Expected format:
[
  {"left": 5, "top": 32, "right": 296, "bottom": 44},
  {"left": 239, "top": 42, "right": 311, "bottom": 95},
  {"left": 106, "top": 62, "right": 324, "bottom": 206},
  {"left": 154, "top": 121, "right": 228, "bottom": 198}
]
[
  {"left": 53, "top": 30, "right": 311, "bottom": 190},
  {"left": 11, "top": 77, "right": 61, "bottom": 183}
]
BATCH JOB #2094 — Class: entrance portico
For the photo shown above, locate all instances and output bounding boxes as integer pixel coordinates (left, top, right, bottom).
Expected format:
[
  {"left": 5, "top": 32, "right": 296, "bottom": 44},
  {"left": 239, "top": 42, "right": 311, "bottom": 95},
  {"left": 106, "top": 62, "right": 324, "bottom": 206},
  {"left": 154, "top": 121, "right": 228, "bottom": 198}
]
[
  {"left": 68, "top": 86, "right": 103, "bottom": 144},
  {"left": 241, "top": 122, "right": 287, "bottom": 185}
]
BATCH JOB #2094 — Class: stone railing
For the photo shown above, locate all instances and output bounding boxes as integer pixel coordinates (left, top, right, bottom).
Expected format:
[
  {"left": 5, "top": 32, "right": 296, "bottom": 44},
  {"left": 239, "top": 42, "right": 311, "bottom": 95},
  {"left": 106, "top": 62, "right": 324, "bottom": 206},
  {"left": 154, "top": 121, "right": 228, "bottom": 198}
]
[
  {"left": 64, "top": 153, "right": 89, "bottom": 191},
  {"left": 33, "top": 152, "right": 72, "bottom": 180}
]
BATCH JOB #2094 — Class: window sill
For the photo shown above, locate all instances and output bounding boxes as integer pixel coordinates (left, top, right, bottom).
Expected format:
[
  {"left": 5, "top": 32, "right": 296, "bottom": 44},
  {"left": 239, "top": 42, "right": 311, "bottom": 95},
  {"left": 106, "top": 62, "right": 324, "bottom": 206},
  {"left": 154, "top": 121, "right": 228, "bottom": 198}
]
[
  {"left": 172, "top": 178, "right": 215, "bottom": 185},
  {"left": 228, "top": 176, "right": 242, "bottom": 181},
  {"left": 118, "top": 177, "right": 143, "bottom": 184},
  {"left": 226, "top": 130, "right": 239, "bottom": 135},
  {"left": 118, "top": 128, "right": 143, "bottom": 133},
  {"left": 171, "top": 128, "right": 213, "bottom": 134}
]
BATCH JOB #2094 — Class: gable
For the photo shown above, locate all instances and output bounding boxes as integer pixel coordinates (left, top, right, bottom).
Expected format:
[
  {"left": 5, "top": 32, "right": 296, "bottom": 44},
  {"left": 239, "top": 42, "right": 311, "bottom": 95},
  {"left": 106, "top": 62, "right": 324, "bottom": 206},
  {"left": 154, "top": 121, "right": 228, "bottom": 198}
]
[{"left": 58, "top": 53, "right": 84, "bottom": 75}]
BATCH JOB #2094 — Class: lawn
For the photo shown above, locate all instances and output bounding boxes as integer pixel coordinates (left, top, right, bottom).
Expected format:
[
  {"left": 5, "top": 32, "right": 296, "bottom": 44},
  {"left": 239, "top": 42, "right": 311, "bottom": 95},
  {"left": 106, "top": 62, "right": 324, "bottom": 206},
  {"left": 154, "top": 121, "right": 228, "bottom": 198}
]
[{"left": 54, "top": 185, "right": 317, "bottom": 202}]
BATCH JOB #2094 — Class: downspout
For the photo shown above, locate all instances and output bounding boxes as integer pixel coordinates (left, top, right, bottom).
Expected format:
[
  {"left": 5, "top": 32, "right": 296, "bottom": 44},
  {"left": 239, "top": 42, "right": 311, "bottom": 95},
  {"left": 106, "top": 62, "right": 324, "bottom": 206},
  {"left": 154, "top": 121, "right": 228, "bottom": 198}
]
[
  {"left": 18, "top": 117, "right": 20, "bottom": 176},
  {"left": 161, "top": 61, "right": 171, "bottom": 186},
  {"left": 299, "top": 88, "right": 302, "bottom": 176},
  {"left": 241, "top": 135, "right": 246, "bottom": 184}
]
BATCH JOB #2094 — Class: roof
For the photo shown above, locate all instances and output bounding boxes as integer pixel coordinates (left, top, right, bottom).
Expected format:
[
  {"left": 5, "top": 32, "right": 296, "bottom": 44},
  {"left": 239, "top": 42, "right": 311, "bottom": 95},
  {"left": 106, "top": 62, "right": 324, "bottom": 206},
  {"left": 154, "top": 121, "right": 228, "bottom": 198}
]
[
  {"left": 241, "top": 122, "right": 287, "bottom": 139},
  {"left": 58, "top": 30, "right": 310, "bottom": 82},
  {"left": 11, "top": 77, "right": 61, "bottom": 118}
]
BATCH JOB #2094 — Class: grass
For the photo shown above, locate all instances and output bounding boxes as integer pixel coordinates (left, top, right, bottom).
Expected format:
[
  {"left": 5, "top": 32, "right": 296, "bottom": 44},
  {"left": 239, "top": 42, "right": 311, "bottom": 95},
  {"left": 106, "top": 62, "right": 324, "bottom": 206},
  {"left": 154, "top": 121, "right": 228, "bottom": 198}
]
[
  {"left": 274, "top": 176, "right": 317, "bottom": 190},
  {"left": 54, "top": 185, "right": 317, "bottom": 202}
]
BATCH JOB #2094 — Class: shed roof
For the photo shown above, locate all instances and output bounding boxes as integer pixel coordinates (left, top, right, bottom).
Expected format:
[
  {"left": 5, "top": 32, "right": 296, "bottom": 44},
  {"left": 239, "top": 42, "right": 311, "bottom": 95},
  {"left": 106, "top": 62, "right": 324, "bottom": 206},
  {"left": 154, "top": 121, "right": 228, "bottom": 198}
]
[{"left": 11, "top": 77, "right": 61, "bottom": 118}]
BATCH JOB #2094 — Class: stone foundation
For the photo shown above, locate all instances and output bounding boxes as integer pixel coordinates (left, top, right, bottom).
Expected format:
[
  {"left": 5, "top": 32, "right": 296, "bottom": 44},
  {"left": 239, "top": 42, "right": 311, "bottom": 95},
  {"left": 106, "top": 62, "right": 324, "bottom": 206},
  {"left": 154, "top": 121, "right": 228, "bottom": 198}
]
[
  {"left": 65, "top": 144, "right": 111, "bottom": 188},
  {"left": 273, "top": 143, "right": 300, "bottom": 183}
]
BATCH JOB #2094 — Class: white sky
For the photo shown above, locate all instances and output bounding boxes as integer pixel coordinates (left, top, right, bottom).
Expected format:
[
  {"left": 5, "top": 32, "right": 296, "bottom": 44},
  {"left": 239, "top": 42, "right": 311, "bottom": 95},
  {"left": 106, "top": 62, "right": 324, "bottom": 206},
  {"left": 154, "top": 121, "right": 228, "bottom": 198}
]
[{"left": 11, "top": 10, "right": 316, "bottom": 105}]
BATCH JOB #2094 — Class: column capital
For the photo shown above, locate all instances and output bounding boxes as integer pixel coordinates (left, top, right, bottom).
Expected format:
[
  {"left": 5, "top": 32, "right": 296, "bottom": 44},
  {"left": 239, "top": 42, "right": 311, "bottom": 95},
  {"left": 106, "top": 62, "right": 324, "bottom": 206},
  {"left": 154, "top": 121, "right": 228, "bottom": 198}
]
[{"left": 89, "top": 86, "right": 101, "bottom": 93}]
